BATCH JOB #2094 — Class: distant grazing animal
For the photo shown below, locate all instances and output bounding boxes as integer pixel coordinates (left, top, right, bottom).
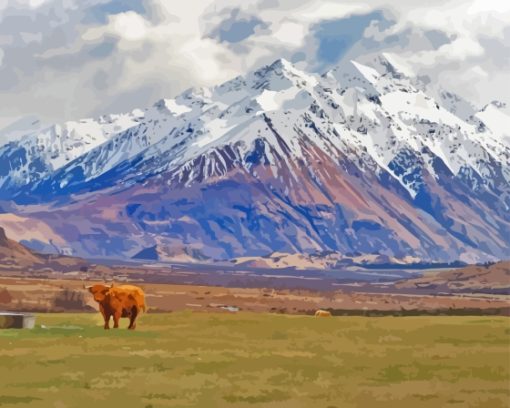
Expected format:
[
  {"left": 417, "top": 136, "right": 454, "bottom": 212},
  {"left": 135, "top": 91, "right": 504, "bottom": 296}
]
[
  {"left": 85, "top": 284, "right": 146, "bottom": 330},
  {"left": 315, "top": 309, "right": 332, "bottom": 317}
]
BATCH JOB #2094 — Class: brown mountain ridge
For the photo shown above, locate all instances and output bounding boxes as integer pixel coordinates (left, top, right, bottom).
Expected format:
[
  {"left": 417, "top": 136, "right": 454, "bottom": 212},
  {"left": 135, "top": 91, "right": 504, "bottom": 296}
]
[{"left": 0, "top": 226, "right": 88, "bottom": 271}]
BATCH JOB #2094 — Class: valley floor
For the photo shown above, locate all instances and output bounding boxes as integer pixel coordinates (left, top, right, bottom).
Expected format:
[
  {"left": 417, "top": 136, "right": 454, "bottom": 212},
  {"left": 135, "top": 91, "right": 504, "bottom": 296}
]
[
  {"left": 0, "top": 313, "right": 508, "bottom": 407},
  {"left": 0, "top": 276, "right": 508, "bottom": 315}
]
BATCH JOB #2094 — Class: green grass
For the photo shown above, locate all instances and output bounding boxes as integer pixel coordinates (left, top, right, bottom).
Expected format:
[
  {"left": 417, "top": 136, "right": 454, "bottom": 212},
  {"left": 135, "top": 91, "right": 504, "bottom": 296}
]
[{"left": 0, "top": 313, "right": 508, "bottom": 407}]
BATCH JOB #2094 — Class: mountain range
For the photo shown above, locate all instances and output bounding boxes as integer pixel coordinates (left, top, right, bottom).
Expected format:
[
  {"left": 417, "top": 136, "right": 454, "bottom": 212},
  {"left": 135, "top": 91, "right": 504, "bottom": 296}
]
[{"left": 0, "top": 55, "right": 509, "bottom": 263}]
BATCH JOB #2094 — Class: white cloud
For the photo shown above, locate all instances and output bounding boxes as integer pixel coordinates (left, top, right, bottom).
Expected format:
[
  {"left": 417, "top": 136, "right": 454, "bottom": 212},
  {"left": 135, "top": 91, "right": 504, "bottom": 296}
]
[
  {"left": 468, "top": 0, "right": 510, "bottom": 15},
  {"left": 28, "top": 0, "right": 49, "bottom": 8},
  {"left": 110, "top": 12, "right": 149, "bottom": 41},
  {"left": 406, "top": 37, "right": 485, "bottom": 67},
  {"left": 272, "top": 22, "right": 306, "bottom": 46}
]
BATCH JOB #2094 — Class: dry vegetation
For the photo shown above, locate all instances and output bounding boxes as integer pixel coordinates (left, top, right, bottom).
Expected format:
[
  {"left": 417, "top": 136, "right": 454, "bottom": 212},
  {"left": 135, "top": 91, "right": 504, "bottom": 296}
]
[
  {"left": 0, "top": 226, "right": 508, "bottom": 315},
  {"left": 0, "top": 277, "right": 508, "bottom": 316},
  {"left": 397, "top": 261, "right": 510, "bottom": 293}
]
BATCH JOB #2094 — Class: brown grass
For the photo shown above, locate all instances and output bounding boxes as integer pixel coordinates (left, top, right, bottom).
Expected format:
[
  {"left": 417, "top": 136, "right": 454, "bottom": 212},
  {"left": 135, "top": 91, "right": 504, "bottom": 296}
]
[{"left": 0, "top": 277, "right": 508, "bottom": 315}]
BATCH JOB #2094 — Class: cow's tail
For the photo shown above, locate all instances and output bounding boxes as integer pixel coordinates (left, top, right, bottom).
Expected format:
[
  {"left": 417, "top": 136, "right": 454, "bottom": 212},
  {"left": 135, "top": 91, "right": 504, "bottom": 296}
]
[{"left": 141, "top": 303, "right": 147, "bottom": 313}]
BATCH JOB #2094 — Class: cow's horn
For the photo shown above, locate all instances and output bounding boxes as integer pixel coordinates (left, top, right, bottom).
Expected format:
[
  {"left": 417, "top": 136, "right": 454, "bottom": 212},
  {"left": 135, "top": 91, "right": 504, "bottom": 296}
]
[{"left": 83, "top": 285, "right": 92, "bottom": 289}]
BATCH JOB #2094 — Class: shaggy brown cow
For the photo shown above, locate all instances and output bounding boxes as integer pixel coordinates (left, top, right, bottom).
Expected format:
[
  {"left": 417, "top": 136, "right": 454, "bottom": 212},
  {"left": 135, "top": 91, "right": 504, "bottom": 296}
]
[
  {"left": 314, "top": 309, "right": 332, "bottom": 317},
  {"left": 85, "top": 284, "right": 146, "bottom": 330}
]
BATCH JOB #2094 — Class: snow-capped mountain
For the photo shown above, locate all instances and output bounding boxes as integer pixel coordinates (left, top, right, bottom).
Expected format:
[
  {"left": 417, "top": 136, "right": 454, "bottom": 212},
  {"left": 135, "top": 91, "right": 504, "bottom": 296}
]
[
  {"left": 0, "top": 111, "right": 140, "bottom": 191},
  {"left": 0, "top": 57, "right": 509, "bottom": 263}
]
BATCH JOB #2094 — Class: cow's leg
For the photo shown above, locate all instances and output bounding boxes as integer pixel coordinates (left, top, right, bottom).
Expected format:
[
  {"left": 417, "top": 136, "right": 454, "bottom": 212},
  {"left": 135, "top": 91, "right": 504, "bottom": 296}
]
[
  {"left": 113, "top": 310, "right": 121, "bottom": 329},
  {"left": 104, "top": 314, "right": 111, "bottom": 329},
  {"left": 128, "top": 306, "right": 138, "bottom": 330},
  {"left": 100, "top": 305, "right": 110, "bottom": 329}
]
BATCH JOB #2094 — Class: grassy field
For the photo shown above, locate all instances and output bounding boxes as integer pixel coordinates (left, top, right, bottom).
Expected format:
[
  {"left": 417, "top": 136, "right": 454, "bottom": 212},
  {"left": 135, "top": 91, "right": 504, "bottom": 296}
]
[{"left": 0, "top": 313, "right": 508, "bottom": 408}]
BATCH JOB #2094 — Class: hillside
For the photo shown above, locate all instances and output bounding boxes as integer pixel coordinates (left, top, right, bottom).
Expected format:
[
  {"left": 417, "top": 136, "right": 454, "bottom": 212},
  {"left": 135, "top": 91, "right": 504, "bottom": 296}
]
[
  {"left": 0, "top": 226, "right": 43, "bottom": 266},
  {"left": 396, "top": 261, "right": 510, "bottom": 293},
  {"left": 0, "top": 226, "right": 88, "bottom": 272}
]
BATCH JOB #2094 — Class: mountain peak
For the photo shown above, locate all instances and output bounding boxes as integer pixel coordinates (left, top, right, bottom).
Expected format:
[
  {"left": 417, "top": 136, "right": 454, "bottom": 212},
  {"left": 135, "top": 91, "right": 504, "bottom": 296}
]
[
  {"left": 252, "top": 57, "right": 301, "bottom": 79},
  {"left": 268, "top": 57, "right": 293, "bottom": 70},
  {"left": 249, "top": 58, "right": 318, "bottom": 91},
  {"left": 376, "top": 53, "right": 414, "bottom": 78},
  {"left": 349, "top": 60, "right": 381, "bottom": 84}
]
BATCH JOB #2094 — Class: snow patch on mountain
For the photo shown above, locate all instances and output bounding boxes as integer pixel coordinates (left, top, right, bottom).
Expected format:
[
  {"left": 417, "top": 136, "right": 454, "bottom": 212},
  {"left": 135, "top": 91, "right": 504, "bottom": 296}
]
[{"left": 2, "top": 56, "right": 508, "bottom": 206}]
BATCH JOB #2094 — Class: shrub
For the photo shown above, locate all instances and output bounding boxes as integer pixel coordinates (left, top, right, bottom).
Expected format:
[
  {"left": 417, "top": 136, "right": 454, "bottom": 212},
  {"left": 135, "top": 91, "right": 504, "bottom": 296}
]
[
  {"left": 52, "top": 288, "right": 89, "bottom": 311},
  {"left": 0, "top": 287, "right": 12, "bottom": 304}
]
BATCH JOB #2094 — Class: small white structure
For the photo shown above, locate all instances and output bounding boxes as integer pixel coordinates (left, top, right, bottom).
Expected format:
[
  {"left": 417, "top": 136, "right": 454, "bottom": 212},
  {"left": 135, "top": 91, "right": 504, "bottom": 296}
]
[{"left": 0, "top": 312, "right": 36, "bottom": 329}]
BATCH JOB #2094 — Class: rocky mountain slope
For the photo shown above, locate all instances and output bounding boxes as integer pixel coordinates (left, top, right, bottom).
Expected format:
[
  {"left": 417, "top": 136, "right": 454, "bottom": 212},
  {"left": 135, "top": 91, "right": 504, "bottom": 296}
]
[{"left": 0, "top": 56, "right": 509, "bottom": 262}]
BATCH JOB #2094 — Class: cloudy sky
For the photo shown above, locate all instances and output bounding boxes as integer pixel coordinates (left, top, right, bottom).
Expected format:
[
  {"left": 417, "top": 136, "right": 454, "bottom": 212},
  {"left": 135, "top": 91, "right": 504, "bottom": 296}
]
[{"left": 0, "top": 0, "right": 509, "bottom": 137}]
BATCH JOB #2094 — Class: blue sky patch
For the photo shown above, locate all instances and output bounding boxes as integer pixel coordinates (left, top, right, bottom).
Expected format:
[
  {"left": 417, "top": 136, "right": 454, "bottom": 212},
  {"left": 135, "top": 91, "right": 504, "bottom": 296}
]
[
  {"left": 82, "top": 0, "right": 147, "bottom": 24},
  {"left": 211, "top": 9, "right": 267, "bottom": 44},
  {"left": 313, "top": 11, "right": 387, "bottom": 66}
]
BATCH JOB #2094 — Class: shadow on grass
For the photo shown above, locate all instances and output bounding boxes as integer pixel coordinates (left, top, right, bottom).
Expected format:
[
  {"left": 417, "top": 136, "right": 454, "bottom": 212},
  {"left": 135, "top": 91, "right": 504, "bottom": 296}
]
[{"left": 0, "top": 395, "right": 41, "bottom": 404}]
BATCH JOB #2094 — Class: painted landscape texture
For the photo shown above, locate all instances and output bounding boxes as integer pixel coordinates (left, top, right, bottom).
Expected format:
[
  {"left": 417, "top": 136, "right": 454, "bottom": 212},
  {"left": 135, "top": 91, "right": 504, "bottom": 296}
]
[
  {"left": 1, "top": 313, "right": 509, "bottom": 408},
  {"left": 1, "top": 1, "right": 510, "bottom": 407}
]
